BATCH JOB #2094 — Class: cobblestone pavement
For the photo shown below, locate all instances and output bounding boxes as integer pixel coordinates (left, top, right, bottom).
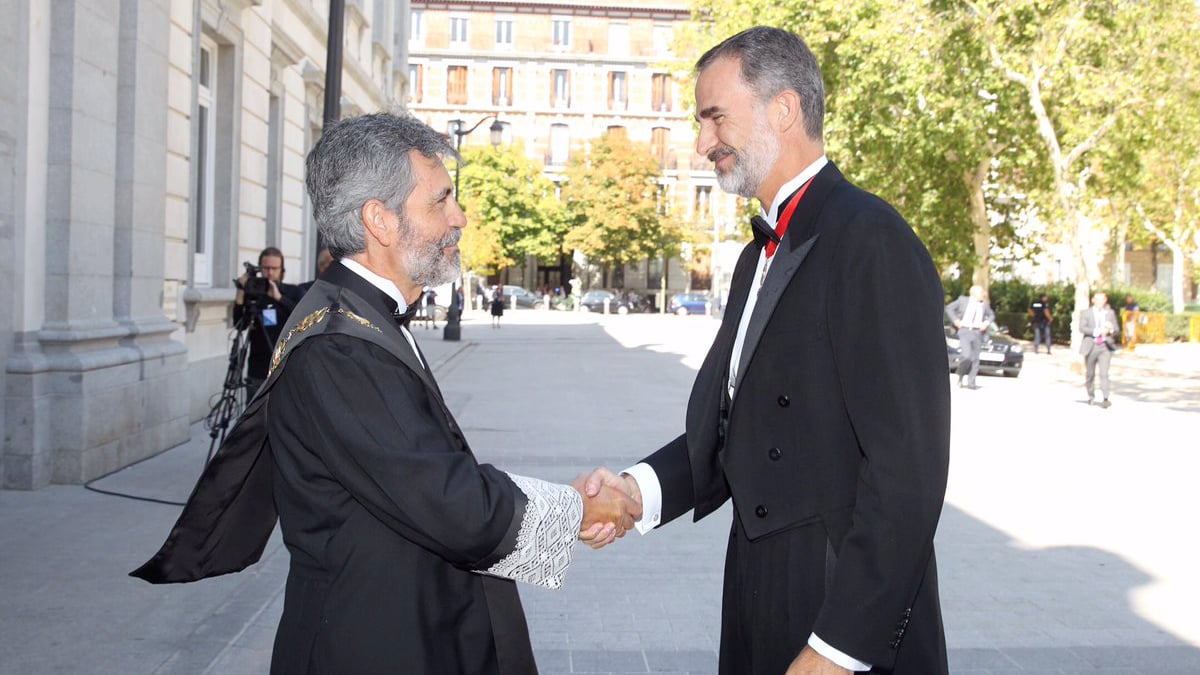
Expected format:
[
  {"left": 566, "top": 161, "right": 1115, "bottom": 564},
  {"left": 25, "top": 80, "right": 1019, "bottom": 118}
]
[{"left": 1, "top": 310, "right": 1197, "bottom": 674}]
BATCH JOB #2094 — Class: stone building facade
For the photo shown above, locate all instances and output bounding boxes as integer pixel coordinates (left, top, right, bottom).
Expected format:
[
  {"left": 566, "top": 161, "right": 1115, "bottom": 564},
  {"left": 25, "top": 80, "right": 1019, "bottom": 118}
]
[{"left": 1, "top": 0, "right": 407, "bottom": 489}]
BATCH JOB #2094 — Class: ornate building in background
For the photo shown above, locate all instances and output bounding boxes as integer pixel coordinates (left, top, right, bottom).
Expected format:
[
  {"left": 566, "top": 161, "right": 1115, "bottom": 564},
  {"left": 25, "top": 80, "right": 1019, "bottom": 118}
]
[{"left": 403, "top": 0, "right": 741, "bottom": 295}]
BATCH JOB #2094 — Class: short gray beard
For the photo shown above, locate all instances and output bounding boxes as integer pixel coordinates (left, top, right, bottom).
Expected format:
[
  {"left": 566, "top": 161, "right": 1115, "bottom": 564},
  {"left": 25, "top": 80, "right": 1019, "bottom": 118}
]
[
  {"left": 399, "top": 219, "right": 462, "bottom": 287},
  {"left": 714, "top": 116, "right": 780, "bottom": 199}
]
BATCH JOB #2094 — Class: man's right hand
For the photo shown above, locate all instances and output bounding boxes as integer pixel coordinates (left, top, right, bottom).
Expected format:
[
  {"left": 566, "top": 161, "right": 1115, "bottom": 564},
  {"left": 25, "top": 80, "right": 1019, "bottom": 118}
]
[
  {"left": 571, "top": 473, "right": 641, "bottom": 549},
  {"left": 577, "top": 468, "right": 642, "bottom": 549}
]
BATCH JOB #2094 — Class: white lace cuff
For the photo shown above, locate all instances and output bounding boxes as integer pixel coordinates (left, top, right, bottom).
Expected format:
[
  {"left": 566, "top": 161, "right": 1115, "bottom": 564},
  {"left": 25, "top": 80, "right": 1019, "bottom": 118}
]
[{"left": 481, "top": 473, "right": 583, "bottom": 589}]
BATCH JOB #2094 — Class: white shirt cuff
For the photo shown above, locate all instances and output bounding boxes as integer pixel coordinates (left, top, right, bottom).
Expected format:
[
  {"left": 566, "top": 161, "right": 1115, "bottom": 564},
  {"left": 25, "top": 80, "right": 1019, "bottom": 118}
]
[
  {"left": 620, "top": 463, "right": 662, "bottom": 534},
  {"left": 809, "top": 633, "right": 871, "bottom": 672}
]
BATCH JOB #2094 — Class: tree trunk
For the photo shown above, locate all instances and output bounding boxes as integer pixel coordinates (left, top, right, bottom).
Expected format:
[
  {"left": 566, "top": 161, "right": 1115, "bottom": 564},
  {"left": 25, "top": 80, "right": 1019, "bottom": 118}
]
[
  {"left": 966, "top": 158, "right": 992, "bottom": 296},
  {"left": 1170, "top": 242, "right": 1185, "bottom": 314}
]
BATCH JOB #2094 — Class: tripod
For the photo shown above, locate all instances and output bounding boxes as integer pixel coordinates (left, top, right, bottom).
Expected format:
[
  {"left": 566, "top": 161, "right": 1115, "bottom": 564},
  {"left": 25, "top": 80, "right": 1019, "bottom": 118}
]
[{"left": 204, "top": 303, "right": 273, "bottom": 464}]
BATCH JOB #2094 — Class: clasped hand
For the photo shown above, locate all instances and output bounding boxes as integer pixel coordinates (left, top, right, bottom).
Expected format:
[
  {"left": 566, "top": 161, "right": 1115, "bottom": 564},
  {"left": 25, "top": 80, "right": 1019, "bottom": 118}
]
[{"left": 572, "top": 468, "right": 643, "bottom": 549}]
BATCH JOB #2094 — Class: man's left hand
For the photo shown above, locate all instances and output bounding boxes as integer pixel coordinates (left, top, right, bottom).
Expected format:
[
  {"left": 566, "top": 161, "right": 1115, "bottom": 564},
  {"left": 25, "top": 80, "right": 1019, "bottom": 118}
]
[
  {"left": 785, "top": 647, "right": 853, "bottom": 675},
  {"left": 267, "top": 280, "right": 282, "bottom": 302}
]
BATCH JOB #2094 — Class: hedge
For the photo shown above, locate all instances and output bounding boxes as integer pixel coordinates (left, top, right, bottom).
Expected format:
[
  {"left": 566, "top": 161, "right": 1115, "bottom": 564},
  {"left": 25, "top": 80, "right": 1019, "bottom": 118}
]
[{"left": 942, "top": 278, "right": 1192, "bottom": 343}]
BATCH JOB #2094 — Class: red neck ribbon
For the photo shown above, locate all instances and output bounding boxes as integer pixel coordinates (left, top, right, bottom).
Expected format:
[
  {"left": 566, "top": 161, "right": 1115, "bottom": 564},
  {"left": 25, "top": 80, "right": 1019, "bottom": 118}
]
[{"left": 766, "top": 178, "right": 814, "bottom": 259}]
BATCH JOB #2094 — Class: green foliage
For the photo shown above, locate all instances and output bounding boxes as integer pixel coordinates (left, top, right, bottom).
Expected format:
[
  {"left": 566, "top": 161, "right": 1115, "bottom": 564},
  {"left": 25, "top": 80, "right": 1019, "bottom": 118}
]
[
  {"left": 947, "top": 276, "right": 1178, "bottom": 342},
  {"left": 456, "top": 144, "right": 567, "bottom": 276},
  {"left": 1165, "top": 314, "right": 1196, "bottom": 342},
  {"left": 685, "top": 0, "right": 1200, "bottom": 306},
  {"left": 560, "top": 134, "right": 685, "bottom": 269}
]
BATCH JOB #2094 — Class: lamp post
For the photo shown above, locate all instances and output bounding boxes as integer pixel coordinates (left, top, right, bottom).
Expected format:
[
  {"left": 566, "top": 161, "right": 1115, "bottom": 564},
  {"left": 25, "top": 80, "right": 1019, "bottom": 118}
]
[{"left": 444, "top": 115, "right": 505, "bottom": 341}]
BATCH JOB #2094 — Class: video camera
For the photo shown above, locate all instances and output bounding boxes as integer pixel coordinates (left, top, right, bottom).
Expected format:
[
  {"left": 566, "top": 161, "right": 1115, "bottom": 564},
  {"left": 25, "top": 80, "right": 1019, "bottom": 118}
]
[{"left": 240, "top": 261, "right": 272, "bottom": 300}]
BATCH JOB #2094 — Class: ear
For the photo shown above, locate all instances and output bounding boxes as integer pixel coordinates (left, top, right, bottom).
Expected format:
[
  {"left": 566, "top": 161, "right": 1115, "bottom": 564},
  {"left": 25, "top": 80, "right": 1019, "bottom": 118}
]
[
  {"left": 360, "top": 199, "right": 394, "bottom": 247},
  {"left": 773, "top": 89, "right": 803, "bottom": 133}
]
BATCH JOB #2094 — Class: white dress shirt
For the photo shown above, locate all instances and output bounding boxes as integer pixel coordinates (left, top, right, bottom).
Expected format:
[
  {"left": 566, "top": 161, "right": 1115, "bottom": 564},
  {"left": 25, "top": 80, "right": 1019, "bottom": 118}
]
[
  {"left": 337, "top": 258, "right": 424, "bottom": 368},
  {"left": 622, "top": 157, "right": 870, "bottom": 671}
]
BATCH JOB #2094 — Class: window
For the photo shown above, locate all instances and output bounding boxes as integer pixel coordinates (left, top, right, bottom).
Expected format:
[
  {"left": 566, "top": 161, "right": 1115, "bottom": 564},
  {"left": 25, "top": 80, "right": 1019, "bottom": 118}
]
[
  {"left": 694, "top": 185, "right": 713, "bottom": 221},
  {"left": 651, "top": 73, "right": 672, "bottom": 112},
  {"left": 608, "top": 23, "right": 629, "bottom": 54},
  {"left": 447, "top": 65, "right": 468, "bottom": 105},
  {"left": 407, "top": 64, "right": 423, "bottom": 103},
  {"left": 653, "top": 25, "right": 673, "bottom": 55},
  {"left": 552, "top": 19, "right": 571, "bottom": 48},
  {"left": 608, "top": 71, "right": 627, "bottom": 110},
  {"left": 495, "top": 18, "right": 513, "bottom": 47},
  {"left": 450, "top": 16, "right": 469, "bottom": 46},
  {"left": 651, "top": 126, "right": 670, "bottom": 167},
  {"left": 492, "top": 67, "right": 512, "bottom": 106},
  {"left": 551, "top": 69, "right": 570, "bottom": 108},
  {"left": 606, "top": 125, "right": 626, "bottom": 139},
  {"left": 193, "top": 37, "right": 217, "bottom": 286},
  {"left": 549, "top": 124, "right": 569, "bottom": 166},
  {"left": 410, "top": 10, "right": 424, "bottom": 43}
]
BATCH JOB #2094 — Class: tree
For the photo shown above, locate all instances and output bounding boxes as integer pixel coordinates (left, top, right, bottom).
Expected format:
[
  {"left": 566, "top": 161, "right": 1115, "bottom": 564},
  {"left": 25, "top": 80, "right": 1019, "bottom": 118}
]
[
  {"left": 455, "top": 144, "right": 567, "bottom": 278},
  {"left": 560, "top": 134, "right": 685, "bottom": 285},
  {"left": 963, "top": 0, "right": 1183, "bottom": 344},
  {"left": 1101, "top": 3, "right": 1200, "bottom": 313},
  {"left": 682, "top": 0, "right": 1037, "bottom": 287}
]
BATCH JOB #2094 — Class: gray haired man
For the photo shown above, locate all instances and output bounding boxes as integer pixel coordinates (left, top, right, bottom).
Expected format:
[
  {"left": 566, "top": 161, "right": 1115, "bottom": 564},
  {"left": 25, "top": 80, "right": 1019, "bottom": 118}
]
[{"left": 133, "top": 113, "right": 638, "bottom": 674}]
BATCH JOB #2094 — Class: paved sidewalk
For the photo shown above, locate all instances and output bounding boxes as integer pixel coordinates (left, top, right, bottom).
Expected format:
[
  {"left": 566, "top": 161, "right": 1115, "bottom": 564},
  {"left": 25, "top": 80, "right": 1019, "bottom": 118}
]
[{"left": 1, "top": 310, "right": 1198, "bottom": 674}]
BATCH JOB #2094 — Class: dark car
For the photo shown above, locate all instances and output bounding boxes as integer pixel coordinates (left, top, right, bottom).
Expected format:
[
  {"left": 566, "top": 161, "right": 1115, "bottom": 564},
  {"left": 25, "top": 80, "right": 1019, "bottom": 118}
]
[
  {"left": 945, "top": 320, "right": 1024, "bottom": 377},
  {"left": 669, "top": 292, "right": 711, "bottom": 316},
  {"left": 579, "top": 290, "right": 647, "bottom": 314},
  {"left": 489, "top": 285, "right": 544, "bottom": 309}
]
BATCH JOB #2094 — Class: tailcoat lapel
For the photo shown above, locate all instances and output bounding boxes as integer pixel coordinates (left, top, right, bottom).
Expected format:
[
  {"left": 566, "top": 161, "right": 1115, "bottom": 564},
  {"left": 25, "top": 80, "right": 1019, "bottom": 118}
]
[{"left": 730, "top": 163, "right": 841, "bottom": 399}]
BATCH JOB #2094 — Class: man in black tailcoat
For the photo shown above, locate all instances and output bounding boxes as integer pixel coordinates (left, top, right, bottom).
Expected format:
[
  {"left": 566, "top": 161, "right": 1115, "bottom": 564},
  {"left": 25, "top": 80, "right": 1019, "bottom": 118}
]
[{"left": 585, "top": 27, "right": 950, "bottom": 675}]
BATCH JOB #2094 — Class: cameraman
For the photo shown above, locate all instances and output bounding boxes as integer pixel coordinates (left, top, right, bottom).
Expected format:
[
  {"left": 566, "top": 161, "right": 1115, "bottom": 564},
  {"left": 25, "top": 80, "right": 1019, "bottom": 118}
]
[{"left": 233, "top": 247, "right": 303, "bottom": 394}]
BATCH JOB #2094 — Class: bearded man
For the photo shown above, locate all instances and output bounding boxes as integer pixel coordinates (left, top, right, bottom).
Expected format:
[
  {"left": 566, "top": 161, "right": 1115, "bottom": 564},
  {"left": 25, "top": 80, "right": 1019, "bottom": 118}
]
[
  {"left": 133, "top": 113, "right": 638, "bottom": 674},
  {"left": 585, "top": 27, "right": 950, "bottom": 675}
]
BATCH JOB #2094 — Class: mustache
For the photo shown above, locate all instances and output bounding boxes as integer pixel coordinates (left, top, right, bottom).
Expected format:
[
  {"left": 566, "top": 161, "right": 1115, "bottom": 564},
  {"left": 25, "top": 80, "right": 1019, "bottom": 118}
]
[
  {"left": 708, "top": 147, "right": 735, "bottom": 163},
  {"left": 436, "top": 230, "right": 462, "bottom": 248}
]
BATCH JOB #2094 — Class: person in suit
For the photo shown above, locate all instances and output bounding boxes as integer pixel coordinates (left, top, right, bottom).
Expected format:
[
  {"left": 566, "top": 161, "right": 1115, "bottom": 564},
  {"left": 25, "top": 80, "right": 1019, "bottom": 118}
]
[
  {"left": 132, "top": 113, "right": 639, "bottom": 675},
  {"left": 945, "top": 285, "right": 996, "bottom": 390},
  {"left": 584, "top": 27, "right": 950, "bottom": 675},
  {"left": 297, "top": 247, "right": 334, "bottom": 296},
  {"left": 1080, "top": 291, "right": 1119, "bottom": 408}
]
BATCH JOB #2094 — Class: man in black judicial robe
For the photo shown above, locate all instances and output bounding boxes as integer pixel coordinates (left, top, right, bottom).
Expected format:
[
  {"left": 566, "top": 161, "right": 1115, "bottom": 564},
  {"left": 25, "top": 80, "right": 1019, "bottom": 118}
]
[
  {"left": 585, "top": 28, "right": 950, "bottom": 674},
  {"left": 133, "top": 113, "right": 637, "bottom": 675}
]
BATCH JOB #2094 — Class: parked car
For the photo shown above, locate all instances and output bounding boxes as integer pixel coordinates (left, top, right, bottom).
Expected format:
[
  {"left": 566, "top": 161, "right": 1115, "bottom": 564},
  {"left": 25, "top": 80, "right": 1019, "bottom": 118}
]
[
  {"left": 945, "top": 320, "right": 1024, "bottom": 377},
  {"left": 489, "top": 285, "right": 544, "bottom": 309},
  {"left": 579, "top": 290, "right": 648, "bottom": 314},
  {"left": 669, "top": 292, "right": 711, "bottom": 316}
]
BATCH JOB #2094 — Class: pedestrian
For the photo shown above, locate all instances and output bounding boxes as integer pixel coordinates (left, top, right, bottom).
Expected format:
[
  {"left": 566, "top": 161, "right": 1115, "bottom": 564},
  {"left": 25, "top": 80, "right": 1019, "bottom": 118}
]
[
  {"left": 475, "top": 279, "right": 487, "bottom": 311},
  {"left": 583, "top": 26, "right": 950, "bottom": 675},
  {"left": 1081, "top": 291, "right": 1119, "bottom": 408},
  {"left": 945, "top": 285, "right": 995, "bottom": 390},
  {"left": 490, "top": 284, "right": 505, "bottom": 328},
  {"left": 422, "top": 286, "right": 438, "bottom": 329},
  {"left": 1122, "top": 294, "right": 1140, "bottom": 351},
  {"left": 1028, "top": 293, "right": 1053, "bottom": 354}
]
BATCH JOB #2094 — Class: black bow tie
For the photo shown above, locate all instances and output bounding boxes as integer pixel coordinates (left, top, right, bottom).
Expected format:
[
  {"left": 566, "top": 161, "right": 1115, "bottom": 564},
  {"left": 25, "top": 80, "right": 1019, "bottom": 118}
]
[
  {"left": 394, "top": 303, "right": 418, "bottom": 327},
  {"left": 750, "top": 216, "right": 781, "bottom": 245}
]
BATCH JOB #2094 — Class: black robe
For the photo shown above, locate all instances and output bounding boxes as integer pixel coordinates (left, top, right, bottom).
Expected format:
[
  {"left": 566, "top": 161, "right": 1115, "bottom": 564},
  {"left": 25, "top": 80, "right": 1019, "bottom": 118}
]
[{"left": 133, "top": 264, "right": 543, "bottom": 674}]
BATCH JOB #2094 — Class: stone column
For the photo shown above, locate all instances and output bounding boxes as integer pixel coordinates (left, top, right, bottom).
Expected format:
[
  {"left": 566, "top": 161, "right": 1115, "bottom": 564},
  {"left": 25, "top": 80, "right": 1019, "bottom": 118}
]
[{"left": 3, "top": 0, "right": 187, "bottom": 489}]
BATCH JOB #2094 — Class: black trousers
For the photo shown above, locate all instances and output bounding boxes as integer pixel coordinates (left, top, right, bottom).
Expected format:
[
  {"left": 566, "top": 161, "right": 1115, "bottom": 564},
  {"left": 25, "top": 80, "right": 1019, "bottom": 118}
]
[{"left": 719, "top": 512, "right": 947, "bottom": 675}]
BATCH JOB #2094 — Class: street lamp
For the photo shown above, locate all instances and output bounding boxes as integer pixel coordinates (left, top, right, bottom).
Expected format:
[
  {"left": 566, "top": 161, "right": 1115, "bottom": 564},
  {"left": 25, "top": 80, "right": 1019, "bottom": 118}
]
[{"left": 443, "top": 115, "right": 505, "bottom": 341}]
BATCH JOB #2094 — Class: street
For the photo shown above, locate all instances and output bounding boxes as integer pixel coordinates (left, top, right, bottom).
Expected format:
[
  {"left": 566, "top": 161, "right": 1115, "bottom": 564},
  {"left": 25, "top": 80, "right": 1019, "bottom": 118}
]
[{"left": 1, "top": 309, "right": 1197, "bottom": 674}]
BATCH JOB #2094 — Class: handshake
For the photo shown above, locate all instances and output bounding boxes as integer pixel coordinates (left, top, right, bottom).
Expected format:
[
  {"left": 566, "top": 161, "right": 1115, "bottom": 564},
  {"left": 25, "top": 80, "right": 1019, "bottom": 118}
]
[{"left": 570, "top": 468, "right": 643, "bottom": 550}]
